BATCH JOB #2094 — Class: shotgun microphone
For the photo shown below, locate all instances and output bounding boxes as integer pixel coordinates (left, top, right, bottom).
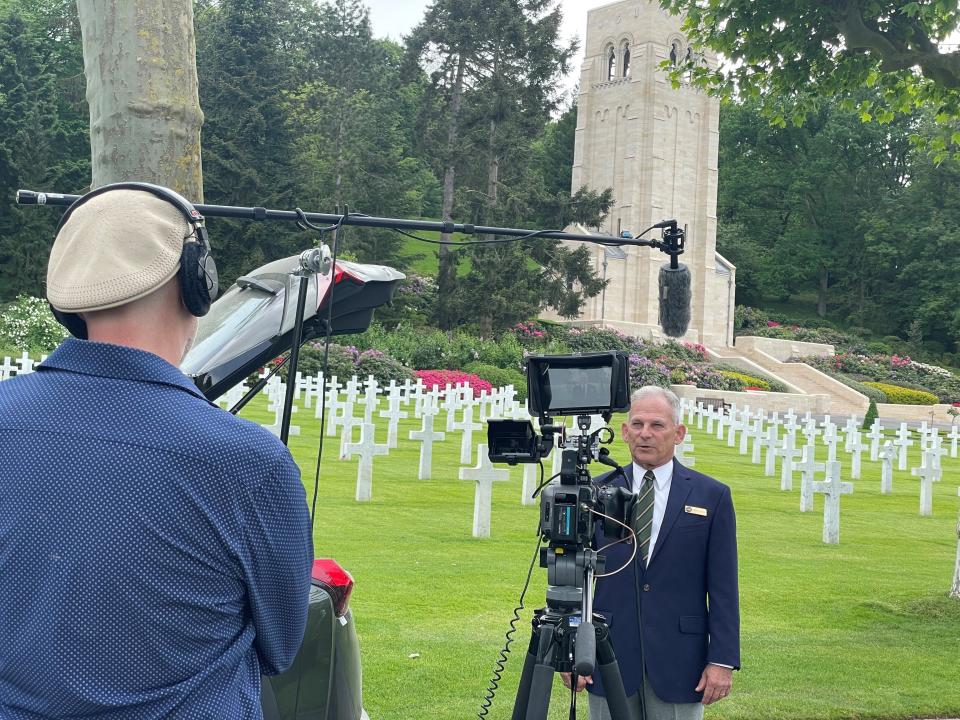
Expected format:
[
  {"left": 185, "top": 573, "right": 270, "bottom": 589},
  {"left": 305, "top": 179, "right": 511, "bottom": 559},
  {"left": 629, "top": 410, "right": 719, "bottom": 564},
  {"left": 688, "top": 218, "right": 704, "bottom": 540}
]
[{"left": 658, "top": 262, "right": 692, "bottom": 338}]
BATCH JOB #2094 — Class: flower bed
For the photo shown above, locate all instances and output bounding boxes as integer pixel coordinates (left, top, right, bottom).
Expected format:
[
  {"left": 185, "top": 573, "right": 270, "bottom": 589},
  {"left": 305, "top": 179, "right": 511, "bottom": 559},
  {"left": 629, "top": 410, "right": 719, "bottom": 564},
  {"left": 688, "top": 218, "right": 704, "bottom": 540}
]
[
  {"left": 799, "top": 352, "right": 960, "bottom": 403},
  {"left": 415, "top": 369, "right": 492, "bottom": 397}
]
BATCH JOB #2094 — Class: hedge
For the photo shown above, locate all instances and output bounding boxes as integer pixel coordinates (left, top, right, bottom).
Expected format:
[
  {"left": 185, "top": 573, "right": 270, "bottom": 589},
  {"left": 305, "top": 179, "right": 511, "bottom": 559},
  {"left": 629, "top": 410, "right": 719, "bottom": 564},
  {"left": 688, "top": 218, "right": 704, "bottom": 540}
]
[
  {"left": 463, "top": 362, "right": 527, "bottom": 401},
  {"left": 718, "top": 370, "right": 770, "bottom": 391},
  {"left": 834, "top": 373, "right": 887, "bottom": 403},
  {"left": 863, "top": 382, "right": 938, "bottom": 405}
]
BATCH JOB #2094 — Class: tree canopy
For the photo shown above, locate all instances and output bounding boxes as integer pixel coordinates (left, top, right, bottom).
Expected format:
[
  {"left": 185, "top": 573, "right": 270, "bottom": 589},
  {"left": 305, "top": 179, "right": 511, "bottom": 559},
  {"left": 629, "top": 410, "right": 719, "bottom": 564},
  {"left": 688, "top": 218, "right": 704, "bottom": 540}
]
[{"left": 662, "top": 0, "right": 960, "bottom": 158}]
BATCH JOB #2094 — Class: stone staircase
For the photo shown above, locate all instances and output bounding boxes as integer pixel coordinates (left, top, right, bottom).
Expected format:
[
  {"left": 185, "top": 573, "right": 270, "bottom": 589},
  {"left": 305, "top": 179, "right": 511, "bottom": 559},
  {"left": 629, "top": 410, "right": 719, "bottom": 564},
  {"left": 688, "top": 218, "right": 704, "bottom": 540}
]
[{"left": 709, "top": 336, "right": 869, "bottom": 420}]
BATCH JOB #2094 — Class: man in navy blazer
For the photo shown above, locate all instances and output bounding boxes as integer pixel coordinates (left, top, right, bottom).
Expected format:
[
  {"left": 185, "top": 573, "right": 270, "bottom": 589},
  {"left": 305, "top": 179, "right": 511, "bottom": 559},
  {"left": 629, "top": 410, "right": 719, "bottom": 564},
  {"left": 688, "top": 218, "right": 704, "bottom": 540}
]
[{"left": 566, "top": 386, "right": 739, "bottom": 720}]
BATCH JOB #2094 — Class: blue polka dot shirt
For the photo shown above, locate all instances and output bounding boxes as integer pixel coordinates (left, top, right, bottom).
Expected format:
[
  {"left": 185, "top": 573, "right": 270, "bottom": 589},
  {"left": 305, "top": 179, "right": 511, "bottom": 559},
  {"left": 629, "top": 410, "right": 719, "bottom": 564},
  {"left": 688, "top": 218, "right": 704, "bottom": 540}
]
[{"left": 0, "top": 339, "right": 313, "bottom": 719}]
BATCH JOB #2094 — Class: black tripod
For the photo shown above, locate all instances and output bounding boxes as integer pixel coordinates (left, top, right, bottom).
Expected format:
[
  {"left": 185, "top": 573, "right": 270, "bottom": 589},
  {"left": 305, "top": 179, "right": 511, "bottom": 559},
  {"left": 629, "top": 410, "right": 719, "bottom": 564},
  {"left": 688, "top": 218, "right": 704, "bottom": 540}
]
[{"left": 511, "top": 549, "right": 635, "bottom": 720}]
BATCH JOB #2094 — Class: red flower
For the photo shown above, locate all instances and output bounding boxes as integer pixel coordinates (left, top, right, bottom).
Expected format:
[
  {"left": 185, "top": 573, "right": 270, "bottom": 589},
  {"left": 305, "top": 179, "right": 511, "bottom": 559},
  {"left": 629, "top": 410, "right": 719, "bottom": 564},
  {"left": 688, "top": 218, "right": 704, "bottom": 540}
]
[{"left": 766, "top": 320, "right": 781, "bottom": 328}]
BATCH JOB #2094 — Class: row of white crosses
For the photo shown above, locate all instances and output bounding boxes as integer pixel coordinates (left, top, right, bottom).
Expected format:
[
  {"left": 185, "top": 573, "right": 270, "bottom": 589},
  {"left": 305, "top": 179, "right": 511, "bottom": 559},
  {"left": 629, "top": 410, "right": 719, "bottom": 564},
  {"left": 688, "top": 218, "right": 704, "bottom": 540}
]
[
  {"left": 0, "top": 352, "right": 40, "bottom": 380},
  {"left": 688, "top": 400, "right": 959, "bottom": 544},
  {"left": 216, "top": 370, "right": 530, "bottom": 536}
]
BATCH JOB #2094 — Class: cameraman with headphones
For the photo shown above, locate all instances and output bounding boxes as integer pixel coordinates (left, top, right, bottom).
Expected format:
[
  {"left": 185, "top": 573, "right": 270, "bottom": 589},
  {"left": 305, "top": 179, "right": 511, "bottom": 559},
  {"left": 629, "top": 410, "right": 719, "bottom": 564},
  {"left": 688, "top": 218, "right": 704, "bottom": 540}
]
[{"left": 0, "top": 185, "right": 313, "bottom": 718}]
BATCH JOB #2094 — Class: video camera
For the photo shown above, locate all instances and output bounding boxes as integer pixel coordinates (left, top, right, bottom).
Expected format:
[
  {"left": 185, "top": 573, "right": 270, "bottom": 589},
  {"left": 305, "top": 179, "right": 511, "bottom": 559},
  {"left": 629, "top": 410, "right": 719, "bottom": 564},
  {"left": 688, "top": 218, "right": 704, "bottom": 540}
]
[
  {"left": 486, "top": 352, "right": 641, "bottom": 720},
  {"left": 488, "top": 351, "right": 635, "bottom": 556}
]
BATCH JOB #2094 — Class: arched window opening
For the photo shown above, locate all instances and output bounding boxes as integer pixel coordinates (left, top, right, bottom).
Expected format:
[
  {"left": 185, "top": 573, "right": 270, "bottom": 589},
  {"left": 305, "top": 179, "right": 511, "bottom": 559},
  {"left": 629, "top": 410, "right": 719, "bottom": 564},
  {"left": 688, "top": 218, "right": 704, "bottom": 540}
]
[
  {"left": 607, "top": 46, "right": 616, "bottom": 81},
  {"left": 669, "top": 40, "right": 680, "bottom": 65},
  {"left": 621, "top": 42, "right": 631, "bottom": 78}
]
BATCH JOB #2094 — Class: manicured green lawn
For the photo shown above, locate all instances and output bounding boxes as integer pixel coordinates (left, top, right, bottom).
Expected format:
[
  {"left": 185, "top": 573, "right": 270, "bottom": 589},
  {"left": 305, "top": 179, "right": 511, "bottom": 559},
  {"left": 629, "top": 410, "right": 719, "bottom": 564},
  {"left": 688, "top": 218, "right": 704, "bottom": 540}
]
[{"left": 239, "top": 399, "right": 960, "bottom": 719}]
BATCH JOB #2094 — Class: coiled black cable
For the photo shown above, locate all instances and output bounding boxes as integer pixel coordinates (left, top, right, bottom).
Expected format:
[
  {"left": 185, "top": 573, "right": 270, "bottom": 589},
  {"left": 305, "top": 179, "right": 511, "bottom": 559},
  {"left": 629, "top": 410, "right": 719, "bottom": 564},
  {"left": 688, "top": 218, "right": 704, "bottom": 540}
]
[{"left": 477, "top": 500, "right": 545, "bottom": 719}]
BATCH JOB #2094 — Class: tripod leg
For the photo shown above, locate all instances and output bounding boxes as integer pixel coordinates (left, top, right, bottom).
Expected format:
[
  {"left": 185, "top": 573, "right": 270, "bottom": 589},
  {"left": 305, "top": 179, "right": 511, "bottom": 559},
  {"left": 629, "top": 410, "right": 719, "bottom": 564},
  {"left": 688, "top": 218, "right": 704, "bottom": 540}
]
[
  {"left": 511, "top": 629, "right": 540, "bottom": 720},
  {"left": 524, "top": 623, "right": 557, "bottom": 720},
  {"left": 594, "top": 623, "right": 637, "bottom": 720}
]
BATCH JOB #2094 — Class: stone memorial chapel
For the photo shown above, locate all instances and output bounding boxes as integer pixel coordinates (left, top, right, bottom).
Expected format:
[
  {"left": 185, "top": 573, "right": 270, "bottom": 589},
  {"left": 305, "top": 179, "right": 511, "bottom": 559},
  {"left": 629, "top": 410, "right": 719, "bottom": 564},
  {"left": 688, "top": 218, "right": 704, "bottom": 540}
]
[{"left": 545, "top": 0, "right": 736, "bottom": 347}]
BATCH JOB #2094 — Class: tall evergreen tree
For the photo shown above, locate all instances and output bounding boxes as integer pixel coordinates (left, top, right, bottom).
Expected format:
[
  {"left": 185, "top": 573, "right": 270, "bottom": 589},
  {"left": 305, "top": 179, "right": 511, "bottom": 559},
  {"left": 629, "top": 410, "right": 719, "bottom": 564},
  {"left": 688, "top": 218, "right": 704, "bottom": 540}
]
[
  {"left": 0, "top": 6, "right": 88, "bottom": 301},
  {"left": 195, "top": 0, "right": 310, "bottom": 284},
  {"left": 408, "top": 0, "right": 602, "bottom": 334},
  {"left": 284, "top": 0, "right": 439, "bottom": 267}
]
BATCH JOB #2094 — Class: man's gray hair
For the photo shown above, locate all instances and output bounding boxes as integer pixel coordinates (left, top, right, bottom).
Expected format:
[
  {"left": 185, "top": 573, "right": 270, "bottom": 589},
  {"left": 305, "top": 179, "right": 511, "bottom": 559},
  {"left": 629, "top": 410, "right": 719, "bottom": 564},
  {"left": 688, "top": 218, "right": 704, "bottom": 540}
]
[{"left": 630, "top": 386, "right": 682, "bottom": 424}]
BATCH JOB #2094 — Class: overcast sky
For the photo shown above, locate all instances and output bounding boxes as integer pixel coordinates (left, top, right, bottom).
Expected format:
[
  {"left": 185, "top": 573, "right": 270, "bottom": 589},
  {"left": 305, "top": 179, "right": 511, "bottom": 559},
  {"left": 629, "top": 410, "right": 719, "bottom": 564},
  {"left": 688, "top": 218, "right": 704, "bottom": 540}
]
[{"left": 364, "top": 0, "right": 616, "bottom": 98}]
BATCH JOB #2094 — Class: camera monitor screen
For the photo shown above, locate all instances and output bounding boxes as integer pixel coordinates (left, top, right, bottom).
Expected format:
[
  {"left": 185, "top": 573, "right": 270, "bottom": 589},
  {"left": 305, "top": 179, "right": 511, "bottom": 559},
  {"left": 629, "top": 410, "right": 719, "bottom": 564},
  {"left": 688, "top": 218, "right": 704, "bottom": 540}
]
[
  {"left": 543, "top": 366, "right": 612, "bottom": 410},
  {"left": 526, "top": 351, "right": 630, "bottom": 417}
]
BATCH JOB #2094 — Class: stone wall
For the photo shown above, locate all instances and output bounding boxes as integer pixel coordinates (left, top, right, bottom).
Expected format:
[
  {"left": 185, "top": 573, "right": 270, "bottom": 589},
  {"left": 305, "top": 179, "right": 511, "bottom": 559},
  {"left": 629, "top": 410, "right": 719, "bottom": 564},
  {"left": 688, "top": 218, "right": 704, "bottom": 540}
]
[
  {"left": 734, "top": 335, "right": 835, "bottom": 361},
  {"left": 670, "top": 384, "right": 830, "bottom": 414},
  {"left": 877, "top": 403, "right": 958, "bottom": 425}
]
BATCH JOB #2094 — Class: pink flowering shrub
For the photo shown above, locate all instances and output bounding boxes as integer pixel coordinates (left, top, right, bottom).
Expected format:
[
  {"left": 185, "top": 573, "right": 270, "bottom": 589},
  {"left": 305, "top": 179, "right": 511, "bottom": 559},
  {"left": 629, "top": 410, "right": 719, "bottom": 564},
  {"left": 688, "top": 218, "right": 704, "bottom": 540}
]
[
  {"left": 683, "top": 342, "right": 708, "bottom": 361},
  {"left": 415, "top": 369, "right": 493, "bottom": 397}
]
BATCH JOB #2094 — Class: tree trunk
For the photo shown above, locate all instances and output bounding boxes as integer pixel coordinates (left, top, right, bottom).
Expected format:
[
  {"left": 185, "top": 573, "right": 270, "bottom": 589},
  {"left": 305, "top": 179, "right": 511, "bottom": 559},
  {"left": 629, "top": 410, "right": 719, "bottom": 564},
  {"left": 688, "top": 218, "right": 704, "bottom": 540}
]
[
  {"left": 437, "top": 52, "right": 467, "bottom": 330},
  {"left": 478, "top": 116, "right": 500, "bottom": 338},
  {"left": 77, "top": 0, "right": 204, "bottom": 200},
  {"left": 817, "top": 264, "right": 828, "bottom": 318}
]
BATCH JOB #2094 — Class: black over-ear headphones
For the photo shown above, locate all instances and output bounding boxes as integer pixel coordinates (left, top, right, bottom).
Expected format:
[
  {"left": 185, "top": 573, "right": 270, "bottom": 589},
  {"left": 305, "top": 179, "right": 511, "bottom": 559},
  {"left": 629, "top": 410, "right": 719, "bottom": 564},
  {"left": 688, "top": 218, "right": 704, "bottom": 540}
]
[{"left": 52, "top": 181, "right": 219, "bottom": 338}]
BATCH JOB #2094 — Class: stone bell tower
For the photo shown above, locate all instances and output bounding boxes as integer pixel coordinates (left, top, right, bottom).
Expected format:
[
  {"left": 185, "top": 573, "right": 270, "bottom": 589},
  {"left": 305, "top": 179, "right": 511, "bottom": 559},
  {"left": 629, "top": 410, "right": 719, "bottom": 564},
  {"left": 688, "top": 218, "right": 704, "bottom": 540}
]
[{"left": 546, "top": 0, "right": 735, "bottom": 347}]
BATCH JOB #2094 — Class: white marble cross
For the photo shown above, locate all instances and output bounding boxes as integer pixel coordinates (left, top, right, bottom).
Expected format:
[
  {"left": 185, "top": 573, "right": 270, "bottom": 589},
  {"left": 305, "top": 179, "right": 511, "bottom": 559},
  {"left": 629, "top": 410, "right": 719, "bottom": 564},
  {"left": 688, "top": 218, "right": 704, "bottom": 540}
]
[
  {"left": 847, "top": 431, "right": 866, "bottom": 479},
  {"left": 813, "top": 460, "right": 852, "bottom": 544},
  {"left": 912, "top": 449, "right": 939, "bottom": 517},
  {"left": 298, "top": 373, "right": 319, "bottom": 409},
  {"left": 263, "top": 382, "right": 300, "bottom": 438},
  {"left": 948, "top": 424, "right": 960, "bottom": 459},
  {"left": 328, "top": 382, "right": 353, "bottom": 434},
  {"left": 454, "top": 403, "right": 483, "bottom": 464},
  {"left": 0, "top": 356, "right": 17, "bottom": 380},
  {"left": 893, "top": 423, "right": 914, "bottom": 471},
  {"left": 319, "top": 376, "right": 341, "bottom": 424},
  {"left": 16, "top": 352, "right": 35, "bottom": 375},
  {"left": 801, "top": 417, "right": 820, "bottom": 447},
  {"left": 782, "top": 409, "right": 799, "bottom": 434},
  {"left": 777, "top": 432, "right": 802, "bottom": 491},
  {"left": 866, "top": 420, "right": 885, "bottom": 461},
  {"left": 343, "top": 422, "right": 389, "bottom": 501},
  {"left": 920, "top": 426, "right": 938, "bottom": 451},
  {"left": 379, "top": 386, "right": 409, "bottom": 449},
  {"left": 675, "top": 432, "right": 695, "bottom": 467},
  {"left": 821, "top": 421, "right": 839, "bottom": 460},
  {"left": 218, "top": 381, "right": 249, "bottom": 410},
  {"left": 343, "top": 376, "right": 360, "bottom": 403},
  {"left": 417, "top": 385, "right": 441, "bottom": 419},
  {"left": 409, "top": 410, "right": 445, "bottom": 480},
  {"left": 842, "top": 416, "right": 860, "bottom": 452},
  {"left": 878, "top": 440, "right": 897, "bottom": 495},
  {"left": 760, "top": 425, "right": 780, "bottom": 476},
  {"left": 443, "top": 386, "right": 462, "bottom": 432},
  {"left": 337, "top": 403, "right": 363, "bottom": 459},
  {"left": 798, "top": 444, "right": 824, "bottom": 513},
  {"left": 748, "top": 413, "right": 765, "bottom": 461},
  {"left": 521, "top": 464, "right": 539, "bottom": 506},
  {"left": 711, "top": 405, "right": 727, "bottom": 440},
  {"left": 695, "top": 402, "right": 706, "bottom": 430},
  {"left": 726, "top": 408, "right": 744, "bottom": 448},
  {"left": 459, "top": 443, "right": 510, "bottom": 538},
  {"left": 359, "top": 375, "right": 380, "bottom": 424},
  {"left": 927, "top": 435, "right": 947, "bottom": 482}
]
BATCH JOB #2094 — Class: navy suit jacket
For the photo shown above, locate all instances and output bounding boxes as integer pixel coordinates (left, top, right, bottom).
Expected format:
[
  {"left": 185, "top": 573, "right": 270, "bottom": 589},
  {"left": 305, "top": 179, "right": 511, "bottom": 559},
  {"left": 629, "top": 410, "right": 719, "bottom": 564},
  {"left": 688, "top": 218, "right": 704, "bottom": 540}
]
[{"left": 587, "top": 460, "right": 739, "bottom": 704}]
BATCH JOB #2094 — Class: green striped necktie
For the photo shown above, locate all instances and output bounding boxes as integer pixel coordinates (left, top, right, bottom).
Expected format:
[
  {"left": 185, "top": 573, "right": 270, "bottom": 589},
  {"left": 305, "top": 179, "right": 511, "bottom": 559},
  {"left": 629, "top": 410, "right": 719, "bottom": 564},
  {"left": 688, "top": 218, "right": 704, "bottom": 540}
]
[{"left": 632, "top": 470, "right": 656, "bottom": 565}]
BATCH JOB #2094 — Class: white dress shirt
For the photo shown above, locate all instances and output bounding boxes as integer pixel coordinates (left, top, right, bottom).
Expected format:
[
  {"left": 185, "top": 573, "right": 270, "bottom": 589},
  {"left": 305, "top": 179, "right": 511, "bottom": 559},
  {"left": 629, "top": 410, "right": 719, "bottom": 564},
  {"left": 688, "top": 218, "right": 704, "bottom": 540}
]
[{"left": 631, "top": 458, "right": 673, "bottom": 567}]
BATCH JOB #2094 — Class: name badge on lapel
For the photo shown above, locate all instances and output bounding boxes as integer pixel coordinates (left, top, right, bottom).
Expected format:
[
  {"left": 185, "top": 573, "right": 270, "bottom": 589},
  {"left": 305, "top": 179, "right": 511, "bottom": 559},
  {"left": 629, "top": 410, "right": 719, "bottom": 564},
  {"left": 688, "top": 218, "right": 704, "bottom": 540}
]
[{"left": 684, "top": 505, "right": 708, "bottom": 517}]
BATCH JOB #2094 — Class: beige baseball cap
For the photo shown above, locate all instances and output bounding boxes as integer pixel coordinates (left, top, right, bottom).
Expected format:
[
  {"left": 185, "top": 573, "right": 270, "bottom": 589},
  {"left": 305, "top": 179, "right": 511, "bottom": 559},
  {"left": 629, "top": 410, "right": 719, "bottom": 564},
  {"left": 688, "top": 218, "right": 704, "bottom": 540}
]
[{"left": 46, "top": 188, "right": 189, "bottom": 313}]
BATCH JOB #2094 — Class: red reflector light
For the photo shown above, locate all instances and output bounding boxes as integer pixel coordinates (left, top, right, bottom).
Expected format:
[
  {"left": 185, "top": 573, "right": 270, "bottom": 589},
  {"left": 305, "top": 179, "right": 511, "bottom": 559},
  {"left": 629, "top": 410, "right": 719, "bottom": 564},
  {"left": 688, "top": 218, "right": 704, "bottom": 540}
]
[{"left": 311, "top": 558, "right": 354, "bottom": 617}]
